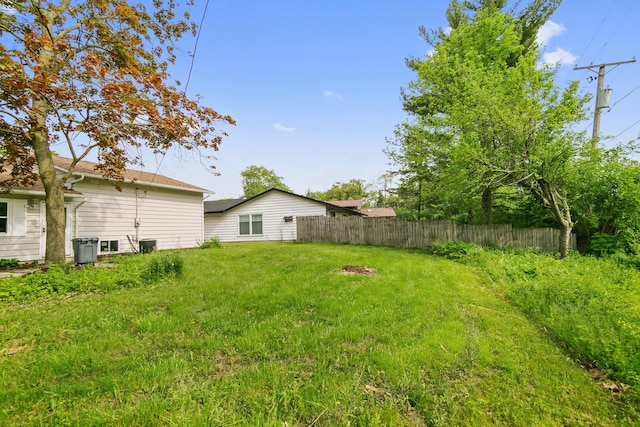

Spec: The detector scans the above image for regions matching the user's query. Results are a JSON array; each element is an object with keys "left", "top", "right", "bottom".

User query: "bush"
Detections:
[
  {"left": 427, "top": 241, "right": 480, "bottom": 259},
  {"left": 141, "top": 252, "right": 184, "bottom": 283},
  {"left": 462, "top": 250, "right": 640, "bottom": 387},
  {"left": 588, "top": 232, "right": 618, "bottom": 256},
  {"left": 200, "top": 237, "right": 222, "bottom": 249},
  {"left": 0, "top": 252, "right": 184, "bottom": 304},
  {"left": 0, "top": 258, "right": 20, "bottom": 269}
]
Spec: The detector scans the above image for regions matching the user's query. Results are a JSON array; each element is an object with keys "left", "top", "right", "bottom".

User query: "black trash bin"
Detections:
[
  {"left": 72, "top": 237, "right": 99, "bottom": 265},
  {"left": 139, "top": 239, "right": 157, "bottom": 254}
]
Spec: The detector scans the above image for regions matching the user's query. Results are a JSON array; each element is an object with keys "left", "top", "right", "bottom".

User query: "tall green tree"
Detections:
[
  {"left": 240, "top": 165, "right": 291, "bottom": 198},
  {"left": 307, "top": 179, "right": 370, "bottom": 204},
  {"left": 396, "top": 0, "right": 562, "bottom": 223},
  {"left": 392, "top": 9, "right": 589, "bottom": 257},
  {"left": 0, "top": 0, "right": 234, "bottom": 262},
  {"left": 569, "top": 145, "right": 640, "bottom": 254}
]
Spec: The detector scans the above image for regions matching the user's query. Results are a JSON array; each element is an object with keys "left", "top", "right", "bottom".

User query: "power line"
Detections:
[
  {"left": 573, "top": 59, "right": 637, "bottom": 141},
  {"left": 184, "top": 0, "right": 211, "bottom": 95},
  {"left": 614, "top": 118, "right": 640, "bottom": 139},
  {"left": 610, "top": 83, "right": 640, "bottom": 108},
  {"left": 577, "top": 0, "right": 617, "bottom": 65}
]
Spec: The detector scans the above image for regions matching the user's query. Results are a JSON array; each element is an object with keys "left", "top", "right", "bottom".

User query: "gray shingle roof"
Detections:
[{"left": 203, "top": 198, "right": 245, "bottom": 213}]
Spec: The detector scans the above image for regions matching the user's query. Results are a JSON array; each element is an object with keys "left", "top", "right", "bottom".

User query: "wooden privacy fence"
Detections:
[{"left": 296, "top": 216, "right": 576, "bottom": 253}]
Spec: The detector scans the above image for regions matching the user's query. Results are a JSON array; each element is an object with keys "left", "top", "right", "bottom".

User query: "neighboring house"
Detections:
[
  {"left": 1, "top": 156, "right": 209, "bottom": 262},
  {"left": 204, "top": 188, "right": 360, "bottom": 242},
  {"left": 361, "top": 207, "right": 396, "bottom": 218},
  {"left": 328, "top": 199, "right": 363, "bottom": 211},
  {"left": 327, "top": 199, "right": 396, "bottom": 217}
]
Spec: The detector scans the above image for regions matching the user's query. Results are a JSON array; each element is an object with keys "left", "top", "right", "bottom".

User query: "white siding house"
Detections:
[
  {"left": 1, "top": 156, "right": 208, "bottom": 262},
  {"left": 204, "top": 188, "right": 360, "bottom": 242}
]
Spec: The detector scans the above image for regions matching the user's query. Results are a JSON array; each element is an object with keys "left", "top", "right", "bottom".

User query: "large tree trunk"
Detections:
[
  {"left": 31, "top": 119, "right": 67, "bottom": 264},
  {"left": 527, "top": 179, "right": 573, "bottom": 259},
  {"left": 558, "top": 220, "right": 573, "bottom": 259},
  {"left": 28, "top": 22, "right": 67, "bottom": 263}
]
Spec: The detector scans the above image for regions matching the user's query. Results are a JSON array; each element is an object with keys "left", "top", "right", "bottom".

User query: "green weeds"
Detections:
[
  {"left": 199, "top": 237, "right": 222, "bottom": 249},
  {"left": 444, "top": 244, "right": 640, "bottom": 389},
  {"left": 0, "top": 243, "right": 637, "bottom": 425},
  {"left": 0, "top": 258, "right": 20, "bottom": 269},
  {"left": 0, "top": 251, "right": 184, "bottom": 304}
]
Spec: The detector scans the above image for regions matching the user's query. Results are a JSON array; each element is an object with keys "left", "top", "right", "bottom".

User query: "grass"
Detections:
[{"left": 0, "top": 242, "right": 638, "bottom": 425}]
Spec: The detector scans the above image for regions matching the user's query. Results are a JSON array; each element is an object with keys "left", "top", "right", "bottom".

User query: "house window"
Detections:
[
  {"left": 0, "top": 202, "right": 7, "bottom": 233},
  {"left": 100, "top": 240, "right": 119, "bottom": 253},
  {"left": 0, "top": 199, "right": 26, "bottom": 236},
  {"left": 239, "top": 214, "right": 263, "bottom": 235}
]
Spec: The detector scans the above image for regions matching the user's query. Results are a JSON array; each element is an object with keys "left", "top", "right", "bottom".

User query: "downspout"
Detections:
[
  {"left": 74, "top": 197, "right": 87, "bottom": 239},
  {"left": 135, "top": 188, "right": 140, "bottom": 243},
  {"left": 70, "top": 175, "right": 87, "bottom": 243}
]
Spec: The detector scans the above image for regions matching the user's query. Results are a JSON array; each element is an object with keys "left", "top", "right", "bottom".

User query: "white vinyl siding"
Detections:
[
  {"left": 204, "top": 191, "right": 328, "bottom": 242},
  {"left": 71, "top": 179, "right": 204, "bottom": 252},
  {"left": 0, "top": 199, "right": 40, "bottom": 261}
]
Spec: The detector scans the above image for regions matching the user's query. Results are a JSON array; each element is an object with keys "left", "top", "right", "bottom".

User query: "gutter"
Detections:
[{"left": 66, "top": 174, "right": 85, "bottom": 189}]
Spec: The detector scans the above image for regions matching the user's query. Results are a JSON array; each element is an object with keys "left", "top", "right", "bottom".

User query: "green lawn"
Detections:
[{"left": 0, "top": 242, "right": 637, "bottom": 425}]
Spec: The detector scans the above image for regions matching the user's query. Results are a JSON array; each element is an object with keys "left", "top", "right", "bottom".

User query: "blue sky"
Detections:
[{"left": 69, "top": 1, "right": 640, "bottom": 198}]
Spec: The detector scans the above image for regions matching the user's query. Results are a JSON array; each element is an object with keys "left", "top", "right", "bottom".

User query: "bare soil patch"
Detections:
[{"left": 341, "top": 265, "right": 376, "bottom": 275}]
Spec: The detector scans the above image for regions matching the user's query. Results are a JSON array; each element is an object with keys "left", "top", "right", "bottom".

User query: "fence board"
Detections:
[{"left": 296, "top": 216, "right": 576, "bottom": 253}]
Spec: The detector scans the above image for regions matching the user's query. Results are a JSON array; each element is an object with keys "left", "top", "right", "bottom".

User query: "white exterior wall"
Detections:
[
  {"left": 0, "top": 198, "right": 41, "bottom": 262},
  {"left": 204, "top": 191, "right": 326, "bottom": 242},
  {"left": 72, "top": 178, "right": 204, "bottom": 254}
]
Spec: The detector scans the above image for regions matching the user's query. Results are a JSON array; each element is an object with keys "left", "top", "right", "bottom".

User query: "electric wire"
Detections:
[
  {"left": 614, "top": 118, "right": 640, "bottom": 139},
  {"left": 575, "top": 0, "right": 617, "bottom": 65},
  {"left": 184, "top": 0, "right": 211, "bottom": 96},
  {"left": 144, "top": 0, "right": 211, "bottom": 188}
]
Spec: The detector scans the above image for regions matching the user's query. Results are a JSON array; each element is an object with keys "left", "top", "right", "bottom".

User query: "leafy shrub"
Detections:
[
  {"left": 0, "top": 258, "right": 20, "bottom": 268},
  {"left": 463, "top": 250, "right": 640, "bottom": 387},
  {"left": 200, "top": 237, "right": 222, "bottom": 249},
  {"left": 140, "top": 252, "right": 184, "bottom": 283},
  {"left": 427, "top": 241, "right": 479, "bottom": 259},
  {"left": 0, "top": 252, "right": 184, "bottom": 304},
  {"left": 588, "top": 232, "right": 618, "bottom": 256}
]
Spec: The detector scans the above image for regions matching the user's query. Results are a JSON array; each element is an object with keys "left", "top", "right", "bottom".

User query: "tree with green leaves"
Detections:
[
  {"left": 240, "top": 165, "right": 291, "bottom": 198},
  {"left": 0, "top": 0, "right": 234, "bottom": 263},
  {"left": 390, "top": 8, "right": 589, "bottom": 257},
  {"left": 395, "top": 0, "right": 562, "bottom": 224},
  {"left": 569, "top": 145, "right": 640, "bottom": 254},
  {"left": 307, "top": 179, "right": 370, "bottom": 204}
]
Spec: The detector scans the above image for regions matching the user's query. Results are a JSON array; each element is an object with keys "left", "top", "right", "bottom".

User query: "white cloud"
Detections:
[
  {"left": 536, "top": 20, "right": 566, "bottom": 46},
  {"left": 323, "top": 89, "right": 343, "bottom": 100},
  {"left": 273, "top": 122, "right": 295, "bottom": 132},
  {"left": 542, "top": 48, "right": 579, "bottom": 66}
]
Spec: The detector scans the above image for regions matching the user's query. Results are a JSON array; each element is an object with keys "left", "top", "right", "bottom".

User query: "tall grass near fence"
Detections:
[{"left": 446, "top": 245, "right": 640, "bottom": 390}]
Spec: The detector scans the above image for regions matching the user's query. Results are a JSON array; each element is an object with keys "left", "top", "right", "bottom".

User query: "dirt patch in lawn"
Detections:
[{"left": 341, "top": 265, "right": 376, "bottom": 275}]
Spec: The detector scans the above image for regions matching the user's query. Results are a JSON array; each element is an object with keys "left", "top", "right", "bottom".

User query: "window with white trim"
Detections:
[
  {"left": 100, "top": 240, "right": 119, "bottom": 253},
  {"left": 0, "top": 201, "right": 7, "bottom": 233},
  {"left": 0, "top": 199, "right": 27, "bottom": 236},
  {"left": 239, "top": 214, "right": 263, "bottom": 235}
]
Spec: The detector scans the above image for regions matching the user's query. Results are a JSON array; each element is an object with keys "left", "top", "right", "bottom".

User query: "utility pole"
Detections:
[{"left": 574, "top": 59, "right": 636, "bottom": 141}]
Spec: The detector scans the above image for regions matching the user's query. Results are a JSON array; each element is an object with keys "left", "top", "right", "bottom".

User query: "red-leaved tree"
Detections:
[{"left": 0, "top": 0, "right": 234, "bottom": 262}]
